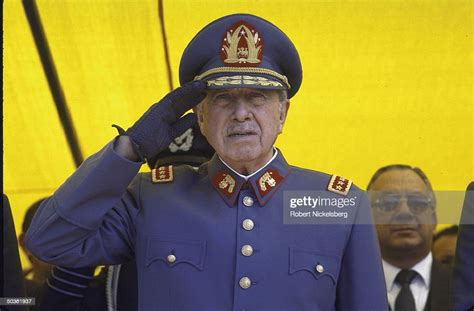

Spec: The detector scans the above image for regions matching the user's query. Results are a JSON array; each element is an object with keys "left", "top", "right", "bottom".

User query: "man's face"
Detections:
[
  {"left": 432, "top": 234, "right": 457, "bottom": 266},
  {"left": 369, "top": 169, "right": 437, "bottom": 258},
  {"left": 196, "top": 88, "right": 288, "bottom": 170}
]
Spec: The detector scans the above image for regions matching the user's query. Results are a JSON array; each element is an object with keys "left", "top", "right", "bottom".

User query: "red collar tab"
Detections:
[
  {"left": 255, "top": 168, "right": 284, "bottom": 198},
  {"left": 212, "top": 171, "right": 237, "bottom": 198}
]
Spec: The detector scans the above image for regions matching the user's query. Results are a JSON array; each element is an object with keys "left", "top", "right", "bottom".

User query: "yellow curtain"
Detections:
[{"left": 4, "top": 0, "right": 472, "bottom": 270}]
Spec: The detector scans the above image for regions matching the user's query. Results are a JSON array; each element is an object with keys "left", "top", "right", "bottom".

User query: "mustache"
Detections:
[{"left": 225, "top": 125, "right": 260, "bottom": 136}]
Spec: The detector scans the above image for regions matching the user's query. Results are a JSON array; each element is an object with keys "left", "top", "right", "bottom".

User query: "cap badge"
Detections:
[
  {"left": 257, "top": 169, "right": 283, "bottom": 196},
  {"left": 152, "top": 165, "right": 174, "bottom": 183},
  {"left": 221, "top": 21, "right": 263, "bottom": 67},
  {"left": 327, "top": 175, "right": 352, "bottom": 196},
  {"left": 169, "top": 128, "right": 193, "bottom": 153}
]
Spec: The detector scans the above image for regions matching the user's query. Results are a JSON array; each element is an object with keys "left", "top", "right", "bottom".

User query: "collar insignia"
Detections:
[
  {"left": 152, "top": 165, "right": 174, "bottom": 183},
  {"left": 257, "top": 169, "right": 283, "bottom": 196},
  {"left": 327, "top": 175, "right": 352, "bottom": 196},
  {"left": 221, "top": 21, "right": 263, "bottom": 67},
  {"left": 212, "top": 171, "right": 236, "bottom": 197}
]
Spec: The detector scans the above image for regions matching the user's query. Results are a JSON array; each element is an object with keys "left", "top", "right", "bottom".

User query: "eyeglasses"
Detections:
[{"left": 370, "top": 192, "right": 434, "bottom": 214}]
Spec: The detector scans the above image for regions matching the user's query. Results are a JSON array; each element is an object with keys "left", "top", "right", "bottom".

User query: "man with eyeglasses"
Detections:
[{"left": 367, "top": 165, "right": 453, "bottom": 311}]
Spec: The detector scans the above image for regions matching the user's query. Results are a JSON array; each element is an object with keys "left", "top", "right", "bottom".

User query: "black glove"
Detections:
[{"left": 114, "top": 81, "right": 206, "bottom": 160}]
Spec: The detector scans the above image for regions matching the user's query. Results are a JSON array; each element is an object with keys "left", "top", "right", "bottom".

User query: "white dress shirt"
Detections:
[{"left": 382, "top": 252, "right": 433, "bottom": 311}]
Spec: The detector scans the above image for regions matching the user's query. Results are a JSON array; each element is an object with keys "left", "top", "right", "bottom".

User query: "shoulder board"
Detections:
[
  {"left": 151, "top": 165, "right": 174, "bottom": 183},
  {"left": 327, "top": 174, "right": 352, "bottom": 196}
]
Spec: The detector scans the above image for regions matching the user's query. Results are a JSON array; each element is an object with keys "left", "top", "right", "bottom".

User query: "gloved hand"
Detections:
[{"left": 114, "top": 81, "right": 207, "bottom": 160}]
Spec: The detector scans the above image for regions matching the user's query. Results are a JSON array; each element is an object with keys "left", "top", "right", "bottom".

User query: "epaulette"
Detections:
[
  {"left": 152, "top": 165, "right": 174, "bottom": 183},
  {"left": 327, "top": 174, "right": 352, "bottom": 196}
]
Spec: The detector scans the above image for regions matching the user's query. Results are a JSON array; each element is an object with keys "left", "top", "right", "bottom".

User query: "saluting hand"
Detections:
[{"left": 114, "top": 81, "right": 206, "bottom": 161}]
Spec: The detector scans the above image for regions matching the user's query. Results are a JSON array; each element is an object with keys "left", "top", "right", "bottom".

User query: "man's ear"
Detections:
[
  {"left": 193, "top": 104, "right": 204, "bottom": 124},
  {"left": 278, "top": 100, "right": 290, "bottom": 133},
  {"left": 432, "top": 209, "right": 438, "bottom": 228},
  {"left": 193, "top": 104, "right": 206, "bottom": 137}
]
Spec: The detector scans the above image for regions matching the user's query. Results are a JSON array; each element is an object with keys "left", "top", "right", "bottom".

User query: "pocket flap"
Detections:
[
  {"left": 289, "top": 247, "right": 340, "bottom": 284},
  {"left": 146, "top": 237, "right": 206, "bottom": 270}
]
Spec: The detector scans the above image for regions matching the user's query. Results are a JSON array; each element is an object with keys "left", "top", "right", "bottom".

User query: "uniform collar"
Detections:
[
  {"left": 218, "top": 148, "right": 279, "bottom": 181},
  {"left": 208, "top": 148, "right": 290, "bottom": 207}
]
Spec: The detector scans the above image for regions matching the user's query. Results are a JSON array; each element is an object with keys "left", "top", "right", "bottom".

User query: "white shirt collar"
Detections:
[
  {"left": 382, "top": 252, "right": 432, "bottom": 291},
  {"left": 218, "top": 148, "right": 278, "bottom": 181}
]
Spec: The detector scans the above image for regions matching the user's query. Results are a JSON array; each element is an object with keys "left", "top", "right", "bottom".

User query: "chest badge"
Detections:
[
  {"left": 152, "top": 165, "right": 174, "bottom": 183},
  {"left": 327, "top": 175, "right": 352, "bottom": 196}
]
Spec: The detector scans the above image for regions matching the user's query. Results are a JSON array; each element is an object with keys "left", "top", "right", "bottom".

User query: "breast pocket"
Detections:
[
  {"left": 289, "top": 247, "right": 340, "bottom": 286},
  {"left": 146, "top": 237, "right": 206, "bottom": 271}
]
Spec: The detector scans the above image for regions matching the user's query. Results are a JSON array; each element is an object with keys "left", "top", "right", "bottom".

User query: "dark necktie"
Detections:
[{"left": 394, "top": 269, "right": 418, "bottom": 311}]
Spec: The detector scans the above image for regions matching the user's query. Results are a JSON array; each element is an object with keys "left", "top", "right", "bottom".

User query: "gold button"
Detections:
[
  {"left": 239, "top": 277, "right": 251, "bottom": 289},
  {"left": 243, "top": 196, "right": 254, "bottom": 207},
  {"left": 241, "top": 245, "right": 254, "bottom": 257},
  {"left": 167, "top": 254, "right": 176, "bottom": 263},
  {"left": 242, "top": 219, "right": 255, "bottom": 231},
  {"left": 315, "top": 264, "right": 324, "bottom": 273}
]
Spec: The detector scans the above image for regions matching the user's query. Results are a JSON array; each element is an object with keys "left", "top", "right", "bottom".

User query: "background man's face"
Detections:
[
  {"left": 369, "top": 169, "right": 436, "bottom": 258},
  {"left": 197, "top": 88, "right": 288, "bottom": 167},
  {"left": 432, "top": 234, "right": 457, "bottom": 265}
]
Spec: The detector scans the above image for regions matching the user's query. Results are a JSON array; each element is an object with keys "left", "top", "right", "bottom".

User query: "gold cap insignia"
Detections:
[
  {"left": 212, "top": 172, "right": 236, "bottom": 197},
  {"left": 152, "top": 165, "right": 174, "bottom": 183},
  {"left": 221, "top": 21, "right": 263, "bottom": 67},
  {"left": 327, "top": 175, "right": 352, "bottom": 196}
]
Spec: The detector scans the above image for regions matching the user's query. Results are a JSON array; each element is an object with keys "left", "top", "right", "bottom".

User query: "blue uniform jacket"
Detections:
[{"left": 26, "top": 141, "right": 388, "bottom": 310}]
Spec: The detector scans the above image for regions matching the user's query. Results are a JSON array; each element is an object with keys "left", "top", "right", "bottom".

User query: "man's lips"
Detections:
[
  {"left": 227, "top": 131, "right": 258, "bottom": 137},
  {"left": 391, "top": 225, "right": 418, "bottom": 234}
]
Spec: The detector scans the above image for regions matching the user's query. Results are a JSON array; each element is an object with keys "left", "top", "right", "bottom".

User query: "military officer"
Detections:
[{"left": 26, "top": 13, "right": 388, "bottom": 310}]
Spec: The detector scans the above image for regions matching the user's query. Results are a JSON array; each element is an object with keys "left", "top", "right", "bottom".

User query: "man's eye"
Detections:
[
  {"left": 248, "top": 92, "right": 265, "bottom": 98},
  {"left": 214, "top": 94, "right": 231, "bottom": 100}
]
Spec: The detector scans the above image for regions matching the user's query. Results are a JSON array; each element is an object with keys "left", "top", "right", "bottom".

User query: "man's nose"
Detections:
[
  {"left": 231, "top": 99, "right": 252, "bottom": 121},
  {"left": 397, "top": 198, "right": 412, "bottom": 214},
  {"left": 391, "top": 199, "right": 417, "bottom": 224}
]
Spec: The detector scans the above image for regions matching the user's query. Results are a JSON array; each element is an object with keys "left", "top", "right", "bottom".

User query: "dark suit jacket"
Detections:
[
  {"left": 425, "top": 260, "right": 454, "bottom": 311},
  {"left": 388, "top": 260, "right": 454, "bottom": 311}
]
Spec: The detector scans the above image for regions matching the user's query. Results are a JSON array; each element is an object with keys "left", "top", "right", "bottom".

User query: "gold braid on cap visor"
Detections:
[{"left": 194, "top": 67, "right": 290, "bottom": 89}]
